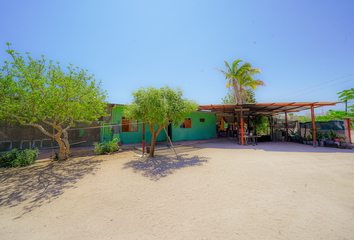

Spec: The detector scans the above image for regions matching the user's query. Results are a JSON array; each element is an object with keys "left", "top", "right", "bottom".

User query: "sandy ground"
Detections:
[{"left": 1, "top": 141, "right": 354, "bottom": 240}]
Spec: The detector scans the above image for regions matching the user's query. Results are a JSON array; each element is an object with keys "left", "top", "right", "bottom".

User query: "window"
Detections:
[
  {"left": 200, "top": 118, "right": 205, "bottom": 122},
  {"left": 180, "top": 118, "right": 191, "bottom": 128},
  {"left": 121, "top": 117, "right": 139, "bottom": 132}
]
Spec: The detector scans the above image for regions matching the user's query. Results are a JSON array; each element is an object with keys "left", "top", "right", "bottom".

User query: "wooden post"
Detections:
[
  {"left": 142, "top": 122, "right": 145, "bottom": 154},
  {"left": 241, "top": 107, "right": 244, "bottom": 145},
  {"left": 285, "top": 112, "right": 288, "bottom": 141},
  {"left": 164, "top": 128, "right": 178, "bottom": 158},
  {"left": 347, "top": 119, "right": 352, "bottom": 143},
  {"left": 311, "top": 105, "right": 316, "bottom": 147},
  {"left": 343, "top": 117, "right": 352, "bottom": 143},
  {"left": 271, "top": 115, "right": 274, "bottom": 141}
]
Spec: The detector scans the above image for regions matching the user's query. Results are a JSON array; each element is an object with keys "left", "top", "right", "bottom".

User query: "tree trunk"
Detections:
[
  {"left": 149, "top": 132, "right": 156, "bottom": 157},
  {"left": 16, "top": 117, "right": 72, "bottom": 161},
  {"left": 232, "top": 80, "right": 242, "bottom": 105},
  {"left": 54, "top": 137, "right": 69, "bottom": 160}
]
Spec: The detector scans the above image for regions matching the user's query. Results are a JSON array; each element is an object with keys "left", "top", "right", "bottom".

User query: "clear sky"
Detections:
[{"left": 1, "top": 0, "right": 353, "bottom": 115}]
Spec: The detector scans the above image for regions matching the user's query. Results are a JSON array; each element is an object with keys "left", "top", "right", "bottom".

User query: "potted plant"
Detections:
[
  {"left": 295, "top": 130, "right": 302, "bottom": 143},
  {"left": 289, "top": 130, "right": 295, "bottom": 142},
  {"left": 326, "top": 132, "right": 334, "bottom": 145},
  {"left": 330, "top": 130, "right": 340, "bottom": 143},
  {"left": 339, "top": 136, "right": 347, "bottom": 148},
  {"left": 316, "top": 130, "right": 325, "bottom": 147},
  {"left": 306, "top": 135, "right": 311, "bottom": 145},
  {"left": 302, "top": 137, "right": 307, "bottom": 145}
]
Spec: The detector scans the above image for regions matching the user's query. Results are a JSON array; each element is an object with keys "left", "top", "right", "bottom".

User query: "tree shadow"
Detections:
[
  {"left": 0, "top": 156, "right": 103, "bottom": 218},
  {"left": 123, "top": 154, "right": 209, "bottom": 181}
]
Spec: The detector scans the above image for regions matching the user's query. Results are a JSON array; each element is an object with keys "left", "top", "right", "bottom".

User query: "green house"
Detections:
[{"left": 100, "top": 105, "right": 216, "bottom": 144}]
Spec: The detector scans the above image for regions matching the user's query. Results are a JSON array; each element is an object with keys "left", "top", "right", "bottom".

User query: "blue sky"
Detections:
[{"left": 1, "top": 0, "right": 353, "bottom": 115}]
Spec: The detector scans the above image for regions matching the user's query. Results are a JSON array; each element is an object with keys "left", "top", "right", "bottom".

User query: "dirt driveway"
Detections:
[{"left": 1, "top": 141, "right": 354, "bottom": 239}]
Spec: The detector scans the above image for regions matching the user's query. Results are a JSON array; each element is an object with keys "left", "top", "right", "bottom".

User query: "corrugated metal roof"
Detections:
[{"left": 198, "top": 101, "right": 341, "bottom": 116}]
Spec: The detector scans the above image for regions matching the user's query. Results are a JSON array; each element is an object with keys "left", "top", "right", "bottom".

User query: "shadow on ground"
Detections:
[
  {"left": 123, "top": 154, "right": 209, "bottom": 181},
  {"left": 0, "top": 156, "right": 102, "bottom": 217}
]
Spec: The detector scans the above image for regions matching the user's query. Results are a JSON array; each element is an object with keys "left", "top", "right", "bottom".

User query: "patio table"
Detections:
[{"left": 238, "top": 135, "right": 260, "bottom": 146}]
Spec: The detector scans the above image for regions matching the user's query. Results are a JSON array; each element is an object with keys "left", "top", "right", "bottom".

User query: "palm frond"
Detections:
[
  {"left": 254, "top": 79, "right": 266, "bottom": 86},
  {"left": 248, "top": 68, "right": 261, "bottom": 76},
  {"left": 223, "top": 61, "right": 232, "bottom": 72},
  {"left": 214, "top": 68, "right": 227, "bottom": 75},
  {"left": 231, "top": 59, "right": 243, "bottom": 73},
  {"left": 235, "top": 62, "right": 251, "bottom": 77}
]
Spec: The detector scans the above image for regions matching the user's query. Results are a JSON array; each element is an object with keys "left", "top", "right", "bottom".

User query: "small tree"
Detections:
[
  {"left": 338, "top": 88, "right": 354, "bottom": 113},
  {"left": 124, "top": 86, "right": 198, "bottom": 157},
  {"left": 0, "top": 43, "right": 108, "bottom": 160}
]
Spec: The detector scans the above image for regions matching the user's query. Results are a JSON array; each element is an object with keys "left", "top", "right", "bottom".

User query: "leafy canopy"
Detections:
[
  {"left": 338, "top": 88, "right": 354, "bottom": 112},
  {"left": 0, "top": 43, "right": 108, "bottom": 126},
  {"left": 0, "top": 43, "right": 108, "bottom": 160},
  {"left": 215, "top": 59, "right": 265, "bottom": 104},
  {"left": 124, "top": 86, "right": 198, "bottom": 128}
]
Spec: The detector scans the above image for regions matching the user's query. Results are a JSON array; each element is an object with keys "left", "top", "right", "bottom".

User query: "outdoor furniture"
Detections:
[{"left": 238, "top": 134, "right": 260, "bottom": 146}]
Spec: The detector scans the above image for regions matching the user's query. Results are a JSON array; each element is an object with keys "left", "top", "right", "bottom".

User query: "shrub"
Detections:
[
  {"left": 0, "top": 148, "right": 39, "bottom": 168},
  {"left": 94, "top": 138, "right": 120, "bottom": 155}
]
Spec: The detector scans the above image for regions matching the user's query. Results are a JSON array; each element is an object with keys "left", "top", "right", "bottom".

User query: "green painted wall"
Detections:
[
  {"left": 101, "top": 106, "right": 167, "bottom": 144},
  {"left": 100, "top": 107, "right": 216, "bottom": 143},
  {"left": 171, "top": 113, "right": 216, "bottom": 142}
]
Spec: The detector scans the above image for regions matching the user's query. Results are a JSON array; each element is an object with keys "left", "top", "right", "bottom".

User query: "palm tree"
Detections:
[{"left": 215, "top": 59, "right": 265, "bottom": 104}]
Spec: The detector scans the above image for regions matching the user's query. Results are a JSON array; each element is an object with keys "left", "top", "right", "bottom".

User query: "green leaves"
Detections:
[
  {"left": 124, "top": 86, "right": 198, "bottom": 130},
  {"left": 0, "top": 43, "right": 108, "bottom": 133},
  {"left": 338, "top": 88, "right": 354, "bottom": 112},
  {"left": 216, "top": 59, "right": 264, "bottom": 104}
]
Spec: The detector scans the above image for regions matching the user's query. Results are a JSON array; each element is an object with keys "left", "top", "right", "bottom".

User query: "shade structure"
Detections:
[{"left": 197, "top": 101, "right": 341, "bottom": 116}]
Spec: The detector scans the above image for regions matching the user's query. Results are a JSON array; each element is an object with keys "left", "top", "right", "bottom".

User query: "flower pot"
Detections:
[
  {"left": 303, "top": 141, "right": 307, "bottom": 144},
  {"left": 319, "top": 141, "right": 325, "bottom": 147},
  {"left": 307, "top": 141, "right": 310, "bottom": 145},
  {"left": 310, "top": 141, "right": 313, "bottom": 145},
  {"left": 119, "top": 142, "right": 123, "bottom": 147},
  {"left": 334, "top": 138, "right": 340, "bottom": 143}
]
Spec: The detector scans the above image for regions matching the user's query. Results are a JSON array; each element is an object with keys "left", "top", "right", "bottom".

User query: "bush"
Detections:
[
  {"left": 0, "top": 148, "right": 39, "bottom": 168},
  {"left": 94, "top": 138, "right": 120, "bottom": 155}
]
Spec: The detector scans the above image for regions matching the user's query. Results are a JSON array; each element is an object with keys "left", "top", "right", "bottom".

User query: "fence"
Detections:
[
  {"left": 0, "top": 121, "right": 101, "bottom": 152},
  {"left": 299, "top": 120, "right": 345, "bottom": 138},
  {"left": 272, "top": 118, "right": 300, "bottom": 141}
]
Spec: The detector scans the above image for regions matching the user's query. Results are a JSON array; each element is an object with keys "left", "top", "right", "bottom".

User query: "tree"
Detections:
[
  {"left": 215, "top": 59, "right": 265, "bottom": 104},
  {"left": 0, "top": 43, "right": 108, "bottom": 160},
  {"left": 221, "top": 87, "right": 256, "bottom": 104},
  {"left": 249, "top": 116, "right": 268, "bottom": 135},
  {"left": 123, "top": 86, "right": 198, "bottom": 157},
  {"left": 338, "top": 88, "right": 354, "bottom": 112}
]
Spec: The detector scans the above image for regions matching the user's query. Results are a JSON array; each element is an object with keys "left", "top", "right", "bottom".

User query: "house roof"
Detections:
[{"left": 198, "top": 101, "right": 341, "bottom": 116}]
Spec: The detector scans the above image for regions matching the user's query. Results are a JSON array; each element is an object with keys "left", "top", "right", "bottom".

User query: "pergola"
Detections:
[{"left": 198, "top": 101, "right": 341, "bottom": 146}]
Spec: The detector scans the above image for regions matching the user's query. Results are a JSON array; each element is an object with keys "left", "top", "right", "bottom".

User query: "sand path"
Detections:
[{"left": 1, "top": 142, "right": 354, "bottom": 239}]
